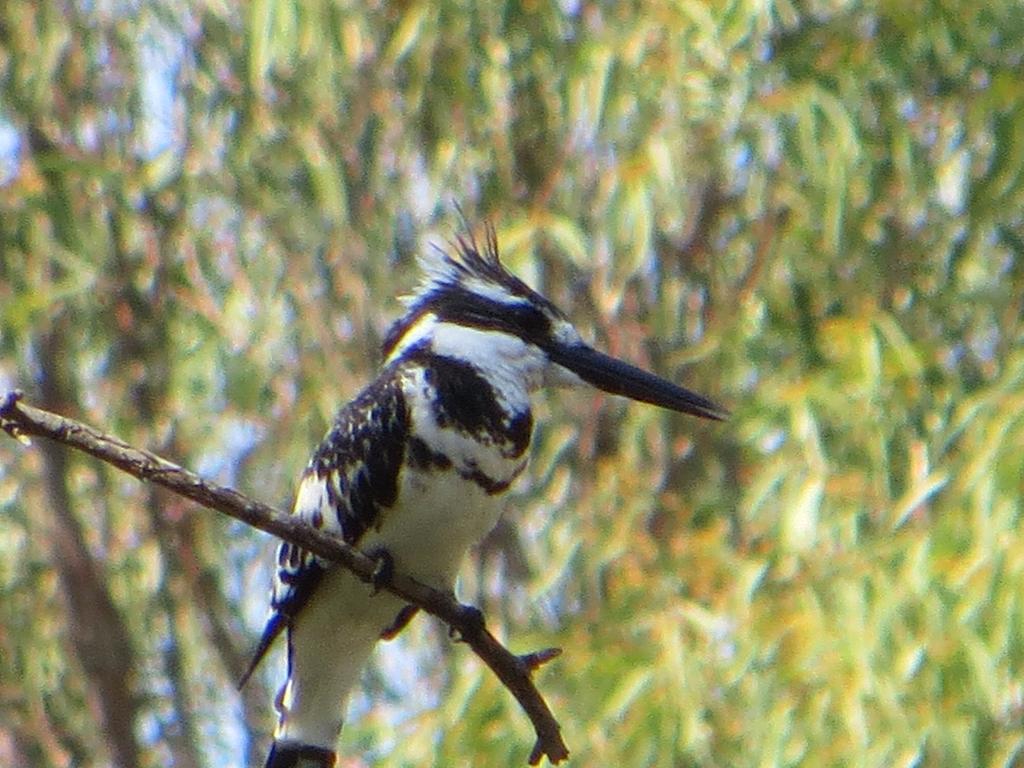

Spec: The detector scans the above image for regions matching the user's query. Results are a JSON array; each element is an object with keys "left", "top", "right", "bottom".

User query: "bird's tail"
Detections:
[
  {"left": 265, "top": 740, "right": 336, "bottom": 768},
  {"left": 266, "top": 568, "right": 410, "bottom": 768}
]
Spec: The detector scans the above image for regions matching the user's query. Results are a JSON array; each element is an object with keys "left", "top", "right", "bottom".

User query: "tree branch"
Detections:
[{"left": 0, "top": 390, "right": 568, "bottom": 766}]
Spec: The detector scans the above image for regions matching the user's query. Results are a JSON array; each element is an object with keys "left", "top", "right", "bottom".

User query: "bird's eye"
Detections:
[{"left": 510, "top": 305, "right": 550, "bottom": 341}]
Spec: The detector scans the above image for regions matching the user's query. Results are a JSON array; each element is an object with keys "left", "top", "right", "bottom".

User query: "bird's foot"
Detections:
[
  {"left": 380, "top": 604, "right": 420, "bottom": 640},
  {"left": 365, "top": 547, "right": 395, "bottom": 595},
  {"left": 449, "top": 602, "right": 486, "bottom": 643}
]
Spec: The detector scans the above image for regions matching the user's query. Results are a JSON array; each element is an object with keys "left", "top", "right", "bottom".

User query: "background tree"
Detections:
[{"left": 2, "top": 1, "right": 1023, "bottom": 766}]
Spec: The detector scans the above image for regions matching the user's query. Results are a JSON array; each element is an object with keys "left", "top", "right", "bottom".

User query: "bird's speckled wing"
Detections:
[{"left": 238, "top": 372, "right": 410, "bottom": 687}]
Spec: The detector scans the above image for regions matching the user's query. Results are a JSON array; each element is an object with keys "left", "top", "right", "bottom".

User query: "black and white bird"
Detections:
[{"left": 241, "top": 223, "right": 725, "bottom": 767}]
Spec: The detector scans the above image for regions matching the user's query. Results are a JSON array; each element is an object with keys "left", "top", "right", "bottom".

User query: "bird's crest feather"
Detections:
[
  {"left": 382, "top": 218, "right": 561, "bottom": 360},
  {"left": 407, "top": 221, "right": 524, "bottom": 307}
]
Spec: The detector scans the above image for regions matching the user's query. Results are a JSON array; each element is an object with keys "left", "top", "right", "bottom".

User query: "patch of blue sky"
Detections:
[
  {"left": 138, "top": 10, "right": 187, "bottom": 160},
  {"left": 0, "top": 120, "right": 21, "bottom": 186}
]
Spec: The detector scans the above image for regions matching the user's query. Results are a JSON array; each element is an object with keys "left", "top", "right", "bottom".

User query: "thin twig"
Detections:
[{"left": 0, "top": 390, "right": 569, "bottom": 765}]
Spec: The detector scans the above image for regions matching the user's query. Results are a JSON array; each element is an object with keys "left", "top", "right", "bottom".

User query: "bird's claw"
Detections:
[
  {"left": 449, "top": 603, "right": 486, "bottom": 642},
  {"left": 367, "top": 547, "right": 395, "bottom": 595}
]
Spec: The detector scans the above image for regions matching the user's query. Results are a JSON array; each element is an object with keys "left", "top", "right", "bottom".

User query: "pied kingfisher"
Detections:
[{"left": 241, "top": 223, "right": 725, "bottom": 767}]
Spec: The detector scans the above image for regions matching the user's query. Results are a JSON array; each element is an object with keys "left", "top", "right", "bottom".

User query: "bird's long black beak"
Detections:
[{"left": 546, "top": 342, "right": 728, "bottom": 421}]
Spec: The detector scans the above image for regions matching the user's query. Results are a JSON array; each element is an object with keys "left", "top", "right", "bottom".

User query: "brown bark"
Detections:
[{"left": 35, "top": 330, "right": 141, "bottom": 768}]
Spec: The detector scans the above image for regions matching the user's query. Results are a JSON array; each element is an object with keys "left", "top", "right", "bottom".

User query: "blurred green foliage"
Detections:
[{"left": 1, "top": 1, "right": 1023, "bottom": 766}]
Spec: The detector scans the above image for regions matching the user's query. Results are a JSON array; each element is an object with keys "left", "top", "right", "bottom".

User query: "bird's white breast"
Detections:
[
  {"left": 362, "top": 466, "right": 504, "bottom": 589},
  {"left": 359, "top": 366, "right": 527, "bottom": 588}
]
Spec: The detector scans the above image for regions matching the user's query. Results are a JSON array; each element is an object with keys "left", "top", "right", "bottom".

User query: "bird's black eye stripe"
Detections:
[
  {"left": 381, "top": 283, "right": 560, "bottom": 360},
  {"left": 438, "top": 288, "right": 552, "bottom": 343},
  {"left": 505, "top": 303, "right": 551, "bottom": 342}
]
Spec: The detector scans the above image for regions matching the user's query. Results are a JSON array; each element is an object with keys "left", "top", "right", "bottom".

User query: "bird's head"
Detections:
[{"left": 381, "top": 223, "right": 726, "bottom": 421}]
